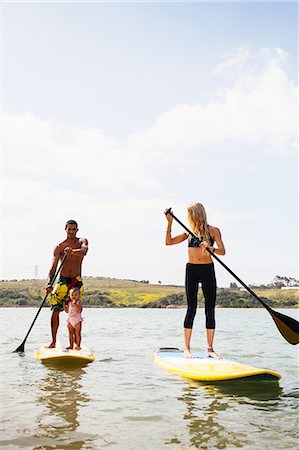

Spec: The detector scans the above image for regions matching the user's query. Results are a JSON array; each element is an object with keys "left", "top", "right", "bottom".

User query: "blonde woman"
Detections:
[{"left": 165, "top": 203, "right": 225, "bottom": 359}]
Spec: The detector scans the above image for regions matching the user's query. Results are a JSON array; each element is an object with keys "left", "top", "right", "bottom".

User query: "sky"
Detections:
[{"left": 1, "top": 1, "right": 298, "bottom": 287}]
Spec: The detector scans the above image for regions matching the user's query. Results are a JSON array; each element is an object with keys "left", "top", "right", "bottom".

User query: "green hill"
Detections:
[{"left": 0, "top": 277, "right": 298, "bottom": 308}]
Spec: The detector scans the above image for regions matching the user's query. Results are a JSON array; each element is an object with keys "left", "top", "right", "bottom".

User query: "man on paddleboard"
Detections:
[{"left": 45, "top": 220, "right": 88, "bottom": 348}]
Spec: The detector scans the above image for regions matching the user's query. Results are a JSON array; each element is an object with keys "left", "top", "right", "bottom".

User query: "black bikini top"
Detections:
[{"left": 188, "top": 232, "right": 214, "bottom": 248}]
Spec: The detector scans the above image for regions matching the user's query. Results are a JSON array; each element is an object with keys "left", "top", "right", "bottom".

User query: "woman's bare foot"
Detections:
[
  {"left": 207, "top": 348, "right": 222, "bottom": 359},
  {"left": 184, "top": 349, "right": 193, "bottom": 358},
  {"left": 47, "top": 342, "right": 56, "bottom": 349}
]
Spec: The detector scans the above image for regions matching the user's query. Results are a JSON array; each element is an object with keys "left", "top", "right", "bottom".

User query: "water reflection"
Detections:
[
  {"left": 202, "top": 378, "right": 283, "bottom": 403},
  {"left": 175, "top": 379, "right": 282, "bottom": 449},
  {"left": 34, "top": 365, "right": 92, "bottom": 449}
]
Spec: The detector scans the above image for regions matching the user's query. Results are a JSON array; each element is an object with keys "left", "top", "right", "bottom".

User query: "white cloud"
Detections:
[
  {"left": 129, "top": 48, "right": 297, "bottom": 154},
  {"left": 3, "top": 114, "right": 152, "bottom": 190},
  {"left": 4, "top": 47, "right": 296, "bottom": 193},
  {"left": 213, "top": 47, "right": 289, "bottom": 78},
  {"left": 2, "top": 47, "right": 298, "bottom": 283}
]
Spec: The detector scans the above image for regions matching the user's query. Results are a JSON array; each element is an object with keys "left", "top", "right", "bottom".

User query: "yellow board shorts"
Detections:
[{"left": 49, "top": 276, "right": 84, "bottom": 312}]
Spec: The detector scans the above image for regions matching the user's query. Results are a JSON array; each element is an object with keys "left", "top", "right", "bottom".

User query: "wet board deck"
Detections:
[
  {"left": 153, "top": 348, "right": 281, "bottom": 381},
  {"left": 35, "top": 342, "right": 95, "bottom": 365}
]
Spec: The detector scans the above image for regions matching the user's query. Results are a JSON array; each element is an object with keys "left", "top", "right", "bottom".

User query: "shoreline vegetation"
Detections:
[{"left": 0, "top": 276, "right": 298, "bottom": 308}]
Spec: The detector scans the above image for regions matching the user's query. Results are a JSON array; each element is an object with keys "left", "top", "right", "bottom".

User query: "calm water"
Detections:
[{"left": 0, "top": 308, "right": 298, "bottom": 449}]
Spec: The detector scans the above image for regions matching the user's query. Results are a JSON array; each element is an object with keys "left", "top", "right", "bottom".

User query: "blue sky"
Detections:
[
  {"left": 4, "top": 2, "right": 298, "bottom": 135},
  {"left": 2, "top": 1, "right": 298, "bottom": 287}
]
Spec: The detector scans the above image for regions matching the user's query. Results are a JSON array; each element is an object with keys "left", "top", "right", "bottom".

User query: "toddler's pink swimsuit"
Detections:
[{"left": 67, "top": 302, "right": 83, "bottom": 328}]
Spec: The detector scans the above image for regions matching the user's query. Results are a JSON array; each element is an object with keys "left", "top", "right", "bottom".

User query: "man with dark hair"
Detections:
[
  {"left": 46, "top": 220, "right": 88, "bottom": 348},
  {"left": 65, "top": 219, "right": 78, "bottom": 228}
]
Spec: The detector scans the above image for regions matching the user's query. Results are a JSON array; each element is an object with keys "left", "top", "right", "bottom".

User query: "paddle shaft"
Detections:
[
  {"left": 13, "top": 254, "right": 67, "bottom": 352},
  {"left": 166, "top": 209, "right": 269, "bottom": 310}
]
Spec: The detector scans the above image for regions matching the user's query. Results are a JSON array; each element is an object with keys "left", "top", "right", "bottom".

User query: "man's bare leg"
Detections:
[
  {"left": 48, "top": 311, "right": 60, "bottom": 348},
  {"left": 184, "top": 327, "right": 193, "bottom": 358}
]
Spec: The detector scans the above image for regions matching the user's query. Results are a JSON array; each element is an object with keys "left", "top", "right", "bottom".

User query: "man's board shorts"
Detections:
[{"left": 49, "top": 276, "right": 84, "bottom": 312}]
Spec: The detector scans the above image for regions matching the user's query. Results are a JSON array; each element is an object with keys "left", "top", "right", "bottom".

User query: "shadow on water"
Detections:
[
  {"left": 171, "top": 378, "right": 283, "bottom": 449},
  {"left": 32, "top": 365, "right": 95, "bottom": 450},
  {"left": 197, "top": 378, "right": 283, "bottom": 402}
]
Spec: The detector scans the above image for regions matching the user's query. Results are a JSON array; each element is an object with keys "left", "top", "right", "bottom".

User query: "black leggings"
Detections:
[{"left": 184, "top": 263, "right": 217, "bottom": 329}]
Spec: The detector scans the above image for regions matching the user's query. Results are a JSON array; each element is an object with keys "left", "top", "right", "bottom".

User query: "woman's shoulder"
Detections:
[{"left": 208, "top": 225, "right": 221, "bottom": 236}]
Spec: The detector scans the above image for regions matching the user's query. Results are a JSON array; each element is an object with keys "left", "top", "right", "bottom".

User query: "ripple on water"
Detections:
[{"left": 1, "top": 308, "right": 298, "bottom": 450}]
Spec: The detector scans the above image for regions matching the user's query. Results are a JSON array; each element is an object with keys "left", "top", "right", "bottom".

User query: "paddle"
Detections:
[
  {"left": 13, "top": 254, "right": 68, "bottom": 353},
  {"left": 165, "top": 208, "right": 299, "bottom": 345}
]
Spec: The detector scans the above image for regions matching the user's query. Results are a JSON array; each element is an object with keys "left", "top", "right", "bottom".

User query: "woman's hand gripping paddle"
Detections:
[{"left": 165, "top": 208, "right": 299, "bottom": 345}]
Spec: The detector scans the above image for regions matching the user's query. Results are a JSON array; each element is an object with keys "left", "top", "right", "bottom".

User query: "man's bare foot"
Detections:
[
  {"left": 184, "top": 349, "right": 193, "bottom": 358},
  {"left": 207, "top": 348, "right": 222, "bottom": 359},
  {"left": 66, "top": 346, "right": 72, "bottom": 350},
  {"left": 75, "top": 347, "right": 81, "bottom": 351},
  {"left": 47, "top": 342, "right": 56, "bottom": 349}
]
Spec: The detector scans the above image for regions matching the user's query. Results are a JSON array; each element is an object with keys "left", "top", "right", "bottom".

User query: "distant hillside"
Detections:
[{"left": 0, "top": 276, "right": 298, "bottom": 308}]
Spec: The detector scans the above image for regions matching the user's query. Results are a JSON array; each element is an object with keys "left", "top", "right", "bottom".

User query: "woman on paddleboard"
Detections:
[{"left": 165, "top": 203, "right": 225, "bottom": 359}]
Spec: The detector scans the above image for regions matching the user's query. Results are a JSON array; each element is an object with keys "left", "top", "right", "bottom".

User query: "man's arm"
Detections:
[
  {"left": 65, "top": 238, "right": 89, "bottom": 256},
  {"left": 46, "top": 246, "right": 62, "bottom": 293},
  {"left": 79, "top": 238, "right": 88, "bottom": 255}
]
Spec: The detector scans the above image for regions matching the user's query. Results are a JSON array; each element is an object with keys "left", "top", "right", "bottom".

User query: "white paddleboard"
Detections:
[
  {"left": 35, "top": 341, "right": 95, "bottom": 365},
  {"left": 153, "top": 348, "right": 281, "bottom": 381}
]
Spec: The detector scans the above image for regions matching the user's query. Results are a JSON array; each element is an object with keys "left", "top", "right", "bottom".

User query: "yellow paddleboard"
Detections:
[
  {"left": 35, "top": 342, "right": 95, "bottom": 365},
  {"left": 153, "top": 348, "right": 281, "bottom": 381}
]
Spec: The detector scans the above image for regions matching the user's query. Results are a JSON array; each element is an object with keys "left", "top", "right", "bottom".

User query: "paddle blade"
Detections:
[
  {"left": 13, "top": 342, "right": 25, "bottom": 353},
  {"left": 270, "top": 310, "right": 299, "bottom": 345}
]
